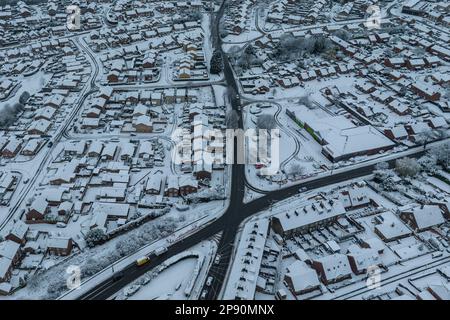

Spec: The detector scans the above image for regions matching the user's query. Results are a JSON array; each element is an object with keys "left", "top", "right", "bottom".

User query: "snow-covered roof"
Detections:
[
  {"left": 146, "top": 174, "right": 163, "bottom": 191},
  {"left": 406, "top": 205, "right": 445, "bottom": 230},
  {"left": 348, "top": 249, "right": 380, "bottom": 272},
  {"left": 322, "top": 125, "right": 395, "bottom": 160},
  {"left": 138, "top": 140, "right": 154, "bottom": 156},
  {"left": 88, "top": 141, "right": 104, "bottom": 156},
  {"left": 363, "top": 238, "right": 385, "bottom": 252},
  {"left": 0, "top": 240, "right": 21, "bottom": 260},
  {"left": 223, "top": 219, "right": 269, "bottom": 300},
  {"left": 375, "top": 211, "right": 411, "bottom": 241},
  {"left": 289, "top": 106, "right": 394, "bottom": 160},
  {"left": 29, "top": 196, "right": 48, "bottom": 214},
  {"left": 314, "top": 253, "right": 352, "bottom": 282},
  {"left": 91, "top": 202, "right": 130, "bottom": 218},
  {"left": 119, "top": 142, "right": 136, "bottom": 158},
  {"left": 64, "top": 140, "right": 86, "bottom": 155},
  {"left": 274, "top": 199, "right": 346, "bottom": 234},
  {"left": 348, "top": 187, "right": 371, "bottom": 207},
  {"left": 46, "top": 237, "right": 71, "bottom": 249},
  {"left": 285, "top": 261, "right": 320, "bottom": 293},
  {"left": 0, "top": 257, "right": 13, "bottom": 279},
  {"left": 294, "top": 248, "right": 311, "bottom": 262},
  {"left": 8, "top": 220, "right": 28, "bottom": 240}
]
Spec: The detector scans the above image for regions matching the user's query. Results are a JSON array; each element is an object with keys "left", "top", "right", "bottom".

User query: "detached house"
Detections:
[
  {"left": 400, "top": 205, "right": 445, "bottom": 231},
  {"left": 0, "top": 240, "right": 22, "bottom": 283},
  {"left": 6, "top": 220, "right": 29, "bottom": 245},
  {"left": 347, "top": 249, "right": 381, "bottom": 275},
  {"left": 165, "top": 176, "right": 179, "bottom": 197},
  {"left": 312, "top": 254, "right": 352, "bottom": 285},
  {"left": 46, "top": 237, "right": 73, "bottom": 256},
  {"left": 284, "top": 260, "right": 321, "bottom": 295},
  {"left": 411, "top": 82, "right": 441, "bottom": 101},
  {"left": 0, "top": 240, "right": 21, "bottom": 266},
  {"left": 26, "top": 196, "right": 49, "bottom": 223},
  {"left": 179, "top": 176, "right": 198, "bottom": 196},
  {"left": 133, "top": 115, "right": 153, "bottom": 133}
]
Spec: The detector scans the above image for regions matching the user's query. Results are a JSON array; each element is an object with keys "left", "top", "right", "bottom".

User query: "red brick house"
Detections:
[
  {"left": 47, "top": 237, "right": 73, "bottom": 256},
  {"left": 6, "top": 220, "right": 29, "bottom": 245}
]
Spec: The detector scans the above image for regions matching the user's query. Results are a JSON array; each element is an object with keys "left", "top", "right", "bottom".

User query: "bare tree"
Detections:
[
  {"left": 417, "top": 128, "right": 435, "bottom": 149},
  {"left": 286, "top": 162, "right": 305, "bottom": 177},
  {"left": 375, "top": 161, "right": 389, "bottom": 171},
  {"left": 395, "top": 157, "right": 421, "bottom": 177},
  {"left": 429, "top": 142, "right": 450, "bottom": 169},
  {"left": 297, "top": 94, "right": 314, "bottom": 109}
]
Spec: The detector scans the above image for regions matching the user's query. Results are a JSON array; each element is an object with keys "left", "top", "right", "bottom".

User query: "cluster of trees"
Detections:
[
  {"left": 210, "top": 50, "right": 223, "bottom": 74},
  {"left": 374, "top": 142, "right": 450, "bottom": 185},
  {"left": 85, "top": 228, "right": 107, "bottom": 248},
  {"left": 173, "top": 10, "right": 202, "bottom": 24},
  {"left": 395, "top": 157, "right": 421, "bottom": 177},
  {"left": 0, "top": 103, "right": 25, "bottom": 127},
  {"left": 272, "top": 34, "right": 334, "bottom": 61},
  {"left": 332, "top": 29, "right": 351, "bottom": 41},
  {"left": 0, "top": 91, "right": 30, "bottom": 128},
  {"left": 27, "top": 217, "right": 180, "bottom": 299},
  {"left": 235, "top": 45, "right": 262, "bottom": 71},
  {"left": 186, "top": 185, "right": 226, "bottom": 203},
  {"left": 297, "top": 94, "right": 315, "bottom": 109},
  {"left": 430, "top": 142, "right": 450, "bottom": 169},
  {"left": 286, "top": 162, "right": 305, "bottom": 177}
]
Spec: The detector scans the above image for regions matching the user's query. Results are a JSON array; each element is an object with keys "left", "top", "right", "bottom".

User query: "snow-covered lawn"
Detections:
[{"left": 128, "top": 257, "right": 198, "bottom": 300}]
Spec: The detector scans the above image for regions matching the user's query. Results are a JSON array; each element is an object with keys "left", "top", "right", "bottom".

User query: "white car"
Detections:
[{"left": 206, "top": 276, "right": 213, "bottom": 286}]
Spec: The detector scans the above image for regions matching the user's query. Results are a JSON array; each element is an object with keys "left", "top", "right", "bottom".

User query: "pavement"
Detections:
[{"left": 75, "top": 0, "right": 436, "bottom": 300}]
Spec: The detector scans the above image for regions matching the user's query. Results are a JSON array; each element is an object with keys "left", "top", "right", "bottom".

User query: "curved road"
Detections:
[{"left": 76, "top": 0, "right": 433, "bottom": 301}]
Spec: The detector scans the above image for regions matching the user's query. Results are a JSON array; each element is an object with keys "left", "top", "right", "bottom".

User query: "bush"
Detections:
[
  {"left": 19, "top": 91, "right": 30, "bottom": 104},
  {"left": 85, "top": 228, "right": 107, "bottom": 248},
  {"left": 210, "top": 50, "right": 223, "bottom": 74}
]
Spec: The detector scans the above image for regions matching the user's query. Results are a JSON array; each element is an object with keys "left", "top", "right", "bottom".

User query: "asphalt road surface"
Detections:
[{"left": 78, "top": 0, "right": 428, "bottom": 300}]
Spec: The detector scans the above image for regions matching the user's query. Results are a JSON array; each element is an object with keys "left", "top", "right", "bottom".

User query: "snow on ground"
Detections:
[
  {"left": 427, "top": 176, "right": 450, "bottom": 194},
  {"left": 128, "top": 257, "right": 198, "bottom": 300},
  {"left": 4, "top": 201, "right": 224, "bottom": 301},
  {"left": 0, "top": 71, "right": 51, "bottom": 111},
  {"left": 116, "top": 240, "right": 217, "bottom": 300}
]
